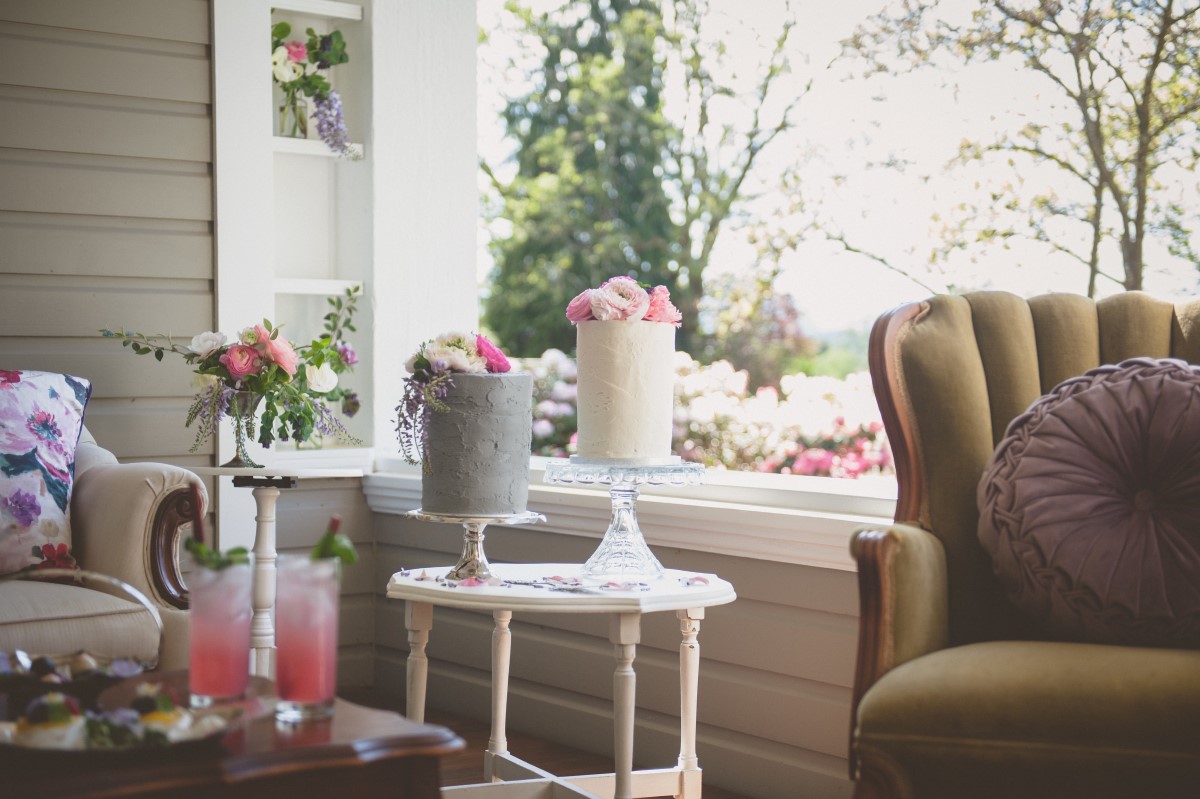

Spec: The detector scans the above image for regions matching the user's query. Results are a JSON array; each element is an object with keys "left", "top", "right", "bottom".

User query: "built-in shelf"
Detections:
[
  {"left": 272, "top": 136, "right": 365, "bottom": 159},
  {"left": 276, "top": 278, "right": 362, "bottom": 296},
  {"left": 271, "top": 0, "right": 362, "bottom": 22}
]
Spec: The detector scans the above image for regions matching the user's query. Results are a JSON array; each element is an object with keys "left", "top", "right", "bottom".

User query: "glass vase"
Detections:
[
  {"left": 278, "top": 88, "right": 308, "bottom": 139},
  {"left": 222, "top": 391, "right": 264, "bottom": 469}
]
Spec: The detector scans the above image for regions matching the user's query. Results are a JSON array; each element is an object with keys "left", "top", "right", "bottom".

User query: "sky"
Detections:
[{"left": 476, "top": 0, "right": 1200, "bottom": 334}]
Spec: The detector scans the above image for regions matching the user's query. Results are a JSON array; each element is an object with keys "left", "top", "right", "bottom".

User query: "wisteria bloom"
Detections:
[{"left": 312, "top": 89, "right": 359, "bottom": 159}]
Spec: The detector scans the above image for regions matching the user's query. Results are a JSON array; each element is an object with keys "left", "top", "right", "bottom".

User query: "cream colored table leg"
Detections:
[
  {"left": 249, "top": 485, "right": 279, "bottom": 678},
  {"left": 405, "top": 601, "right": 433, "bottom": 723},
  {"left": 678, "top": 607, "right": 705, "bottom": 799},
  {"left": 610, "top": 612, "right": 641, "bottom": 799},
  {"left": 485, "top": 610, "right": 513, "bottom": 780}
]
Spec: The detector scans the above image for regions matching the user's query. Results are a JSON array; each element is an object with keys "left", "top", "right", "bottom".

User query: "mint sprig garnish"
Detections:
[
  {"left": 185, "top": 537, "right": 250, "bottom": 570},
  {"left": 312, "top": 515, "right": 357, "bottom": 565}
]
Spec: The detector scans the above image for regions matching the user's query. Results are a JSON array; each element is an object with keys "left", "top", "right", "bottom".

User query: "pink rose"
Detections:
[
  {"left": 589, "top": 276, "right": 650, "bottom": 321},
  {"left": 220, "top": 344, "right": 263, "bottom": 378},
  {"left": 476, "top": 334, "right": 511, "bottom": 373},
  {"left": 643, "top": 285, "right": 683, "bottom": 326},
  {"left": 285, "top": 41, "right": 307, "bottom": 63},
  {"left": 565, "top": 289, "right": 595, "bottom": 324}
]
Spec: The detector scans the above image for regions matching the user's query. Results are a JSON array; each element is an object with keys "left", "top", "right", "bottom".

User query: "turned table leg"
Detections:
[
  {"left": 405, "top": 601, "right": 433, "bottom": 723},
  {"left": 248, "top": 485, "right": 280, "bottom": 677},
  {"left": 485, "top": 610, "right": 513, "bottom": 780},
  {"left": 610, "top": 612, "right": 641, "bottom": 799},
  {"left": 678, "top": 607, "right": 705, "bottom": 799}
]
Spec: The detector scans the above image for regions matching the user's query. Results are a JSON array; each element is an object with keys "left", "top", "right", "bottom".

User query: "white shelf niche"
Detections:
[
  {"left": 271, "top": 0, "right": 362, "bottom": 21},
  {"left": 272, "top": 136, "right": 365, "bottom": 159},
  {"left": 276, "top": 277, "right": 362, "bottom": 295}
]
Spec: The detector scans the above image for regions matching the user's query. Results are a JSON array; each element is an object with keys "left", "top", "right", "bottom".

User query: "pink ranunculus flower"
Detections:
[
  {"left": 264, "top": 334, "right": 300, "bottom": 376},
  {"left": 643, "top": 285, "right": 683, "bottom": 326},
  {"left": 590, "top": 276, "right": 650, "bottom": 321},
  {"left": 285, "top": 41, "right": 307, "bottom": 63},
  {"left": 565, "top": 289, "right": 595, "bottom": 323},
  {"left": 220, "top": 344, "right": 263, "bottom": 378},
  {"left": 476, "top": 334, "right": 511, "bottom": 373}
]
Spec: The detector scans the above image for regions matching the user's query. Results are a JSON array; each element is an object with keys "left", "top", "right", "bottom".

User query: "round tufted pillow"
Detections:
[{"left": 978, "top": 357, "right": 1200, "bottom": 647}]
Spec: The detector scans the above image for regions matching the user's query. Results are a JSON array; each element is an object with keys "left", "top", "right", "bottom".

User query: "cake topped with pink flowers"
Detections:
[{"left": 566, "top": 277, "right": 682, "bottom": 464}]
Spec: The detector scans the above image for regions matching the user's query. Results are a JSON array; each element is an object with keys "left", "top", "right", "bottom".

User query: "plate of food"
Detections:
[{"left": 0, "top": 682, "right": 238, "bottom": 753}]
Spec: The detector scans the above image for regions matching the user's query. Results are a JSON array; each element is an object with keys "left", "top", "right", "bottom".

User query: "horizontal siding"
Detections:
[
  {"left": 0, "top": 20, "right": 210, "bottom": 102},
  {"left": 0, "top": 0, "right": 211, "bottom": 45},
  {"left": 0, "top": 275, "right": 210, "bottom": 337},
  {"left": 373, "top": 514, "right": 858, "bottom": 799},
  {"left": 0, "top": 85, "right": 210, "bottom": 162},
  {"left": 0, "top": 149, "right": 212, "bottom": 220}
]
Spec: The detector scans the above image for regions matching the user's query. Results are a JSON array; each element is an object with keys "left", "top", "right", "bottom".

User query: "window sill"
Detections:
[{"left": 363, "top": 456, "right": 896, "bottom": 571}]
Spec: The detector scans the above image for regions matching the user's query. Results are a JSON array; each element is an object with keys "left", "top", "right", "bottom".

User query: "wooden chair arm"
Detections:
[{"left": 150, "top": 486, "right": 193, "bottom": 610}]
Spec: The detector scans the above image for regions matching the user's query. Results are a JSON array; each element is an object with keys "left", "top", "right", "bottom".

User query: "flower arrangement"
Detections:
[
  {"left": 102, "top": 287, "right": 362, "bottom": 467},
  {"left": 270, "top": 21, "right": 358, "bottom": 158},
  {"left": 565, "top": 276, "right": 683, "bottom": 326},
  {"left": 395, "top": 332, "right": 512, "bottom": 468}
]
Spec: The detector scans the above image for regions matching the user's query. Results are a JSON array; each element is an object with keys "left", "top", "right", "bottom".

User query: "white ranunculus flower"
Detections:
[
  {"left": 273, "top": 60, "right": 303, "bottom": 83},
  {"left": 306, "top": 362, "right": 339, "bottom": 393},
  {"left": 187, "top": 331, "right": 227, "bottom": 358},
  {"left": 272, "top": 46, "right": 289, "bottom": 67}
]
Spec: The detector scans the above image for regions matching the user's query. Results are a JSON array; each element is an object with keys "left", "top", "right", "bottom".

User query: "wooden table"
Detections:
[
  {"left": 189, "top": 465, "right": 362, "bottom": 676},
  {"left": 386, "top": 563, "right": 737, "bottom": 799},
  {"left": 2, "top": 672, "right": 464, "bottom": 798}
]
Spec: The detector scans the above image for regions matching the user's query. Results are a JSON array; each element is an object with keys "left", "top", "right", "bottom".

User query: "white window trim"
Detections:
[{"left": 364, "top": 455, "right": 896, "bottom": 572}]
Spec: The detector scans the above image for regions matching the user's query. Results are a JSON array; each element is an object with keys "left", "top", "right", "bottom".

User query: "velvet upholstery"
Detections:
[
  {"left": 978, "top": 358, "right": 1200, "bottom": 647},
  {"left": 851, "top": 291, "right": 1200, "bottom": 798}
]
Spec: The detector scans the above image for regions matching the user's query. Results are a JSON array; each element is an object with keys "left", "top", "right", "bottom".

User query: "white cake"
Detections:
[{"left": 574, "top": 320, "right": 675, "bottom": 463}]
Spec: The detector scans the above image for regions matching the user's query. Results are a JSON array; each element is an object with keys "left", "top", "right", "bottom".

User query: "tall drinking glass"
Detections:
[
  {"left": 275, "top": 554, "right": 340, "bottom": 721},
  {"left": 188, "top": 556, "right": 253, "bottom": 707}
]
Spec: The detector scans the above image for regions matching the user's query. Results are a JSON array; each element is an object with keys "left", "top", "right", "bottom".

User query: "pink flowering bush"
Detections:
[{"left": 519, "top": 348, "right": 892, "bottom": 479}]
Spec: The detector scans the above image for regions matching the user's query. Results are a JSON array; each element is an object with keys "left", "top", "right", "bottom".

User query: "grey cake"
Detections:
[{"left": 421, "top": 372, "right": 533, "bottom": 516}]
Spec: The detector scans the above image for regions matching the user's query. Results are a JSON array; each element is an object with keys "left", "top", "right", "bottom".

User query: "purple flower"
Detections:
[
  {"left": 341, "top": 390, "right": 361, "bottom": 418},
  {"left": 312, "top": 89, "right": 356, "bottom": 158},
  {"left": 2, "top": 490, "right": 41, "bottom": 527},
  {"left": 337, "top": 341, "right": 358, "bottom": 366}
]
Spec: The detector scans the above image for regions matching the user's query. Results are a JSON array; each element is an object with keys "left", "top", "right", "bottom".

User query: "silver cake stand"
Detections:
[
  {"left": 405, "top": 509, "right": 546, "bottom": 581},
  {"left": 543, "top": 458, "right": 705, "bottom": 581}
]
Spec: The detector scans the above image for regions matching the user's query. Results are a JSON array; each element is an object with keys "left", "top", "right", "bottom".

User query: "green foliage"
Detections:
[
  {"left": 698, "top": 270, "right": 816, "bottom": 390},
  {"left": 184, "top": 537, "right": 250, "bottom": 570},
  {"left": 482, "top": 0, "right": 803, "bottom": 358}
]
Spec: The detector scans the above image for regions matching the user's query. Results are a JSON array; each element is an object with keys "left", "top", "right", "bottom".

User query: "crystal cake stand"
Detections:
[
  {"left": 543, "top": 458, "right": 704, "bottom": 581},
  {"left": 405, "top": 509, "right": 546, "bottom": 581}
]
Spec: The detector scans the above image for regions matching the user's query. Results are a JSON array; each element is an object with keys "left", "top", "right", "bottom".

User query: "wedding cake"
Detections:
[
  {"left": 566, "top": 277, "right": 683, "bottom": 464},
  {"left": 399, "top": 333, "right": 532, "bottom": 516}
]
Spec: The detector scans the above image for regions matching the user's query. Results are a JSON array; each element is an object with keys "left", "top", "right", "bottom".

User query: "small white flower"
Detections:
[
  {"left": 532, "top": 419, "right": 555, "bottom": 438},
  {"left": 273, "top": 60, "right": 303, "bottom": 83},
  {"left": 306, "top": 362, "right": 339, "bottom": 393},
  {"left": 272, "top": 46, "right": 290, "bottom": 67},
  {"left": 187, "top": 331, "right": 227, "bottom": 358}
]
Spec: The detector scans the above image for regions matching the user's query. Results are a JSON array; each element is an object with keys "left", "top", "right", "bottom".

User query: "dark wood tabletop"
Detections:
[{"left": 2, "top": 672, "right": 464, "bottom": 799}]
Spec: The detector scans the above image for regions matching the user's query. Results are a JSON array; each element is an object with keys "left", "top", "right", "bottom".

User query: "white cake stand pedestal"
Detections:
[
  {"left": 405, "top": 509, "right": 546, "bottom": 581},
  {"left": 543, "top": 458, "right": 705, "bottom": 581}
]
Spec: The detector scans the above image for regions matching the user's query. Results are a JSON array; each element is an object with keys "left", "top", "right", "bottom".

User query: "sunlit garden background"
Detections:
[{"left": 474, "top": 0, "right": 1200, "bottom": 480}]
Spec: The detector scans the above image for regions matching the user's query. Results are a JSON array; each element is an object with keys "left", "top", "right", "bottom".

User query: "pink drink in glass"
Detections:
[
  {"left": 188, "top": 558, "right": 253, "bottom": 707},
  {"left": 275, "top": 555, "right": 340, "bottom": 720}
]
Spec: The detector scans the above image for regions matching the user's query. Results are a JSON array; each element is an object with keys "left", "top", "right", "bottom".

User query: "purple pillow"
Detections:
[
  {"left": 978, "top": 358, "right": 1200, "bottom": 647},
  {"left": 0, "top": 370, "right": 91, "bottom": 576}
]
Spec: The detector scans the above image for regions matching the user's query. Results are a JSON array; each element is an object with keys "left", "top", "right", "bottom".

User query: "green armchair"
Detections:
[{"left": 849, "top": 291, "right": 1200, "bottom": 799}]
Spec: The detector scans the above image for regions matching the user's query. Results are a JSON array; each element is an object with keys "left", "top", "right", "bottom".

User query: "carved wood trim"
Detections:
[
  {"left": 150, "top": 487, "right": 192, "bottom": 609},
  {"left": 848, "top": 529, "right": 897, "bottom": 780},
  {"left": 849, "top": 301, "right": 927, "bottom": 782},
  {"left": 853, "top": 748, "right": 915, "bottom": 799},
  {"left": 867, "top": 301, "right": 927, "bottom": 524}
]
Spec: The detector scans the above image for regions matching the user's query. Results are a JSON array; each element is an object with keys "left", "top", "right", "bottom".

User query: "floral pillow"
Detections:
[{"left": 0, "top": 370, "right": 92, "bottom": 576}]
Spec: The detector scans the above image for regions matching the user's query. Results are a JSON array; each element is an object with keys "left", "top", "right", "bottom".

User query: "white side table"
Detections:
[
  {"left": 190, "top": 465, "right": 362, "bottom": 676},
  {"left": 386, "top": 563, "right": 736, "bottom": 799}
]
